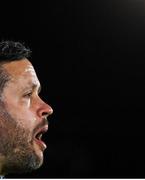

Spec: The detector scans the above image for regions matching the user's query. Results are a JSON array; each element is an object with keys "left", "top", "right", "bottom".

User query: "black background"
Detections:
[{"left": 0, "top": 0, "right": 145, "bottom": 178}]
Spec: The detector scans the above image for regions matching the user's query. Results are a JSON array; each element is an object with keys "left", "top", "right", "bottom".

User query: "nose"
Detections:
[{"left": 37, "top": 99, "right": 53, "bottom": 119}]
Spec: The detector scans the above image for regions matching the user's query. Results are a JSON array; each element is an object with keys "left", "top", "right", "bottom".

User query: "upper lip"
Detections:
[{"left": 34, "top": 125, "right": 48, "bottom": 139}]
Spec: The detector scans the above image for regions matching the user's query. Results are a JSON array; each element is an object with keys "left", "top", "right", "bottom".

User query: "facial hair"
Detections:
[{"left": 0, "top": 100, "right": 47, "bottom": 175}]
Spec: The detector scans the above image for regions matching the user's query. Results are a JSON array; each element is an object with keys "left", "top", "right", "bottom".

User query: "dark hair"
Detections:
[
  {"left": 0, "top": 40, "right": 31, "bottom": 62},
  {"left": 0, "top": 40, "right": 32, "bottom": 95}
]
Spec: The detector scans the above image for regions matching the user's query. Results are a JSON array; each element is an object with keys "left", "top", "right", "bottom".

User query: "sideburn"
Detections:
[{"left": 0, "top": 66, "right": 11, "bottom": 98}]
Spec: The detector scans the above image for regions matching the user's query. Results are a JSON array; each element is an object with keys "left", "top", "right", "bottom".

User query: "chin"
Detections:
[
  {"left": 4, "top": 146, "right": 44, "bottom": 175},
  {"left": 34, "top": 152, "right": 44, "bottom": 169},
  {"left": 32, "top": 141, "right": 44, "bottom": 168}
]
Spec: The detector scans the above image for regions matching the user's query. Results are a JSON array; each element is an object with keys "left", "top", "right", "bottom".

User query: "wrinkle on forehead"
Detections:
[
  {"left": 2, "top": 59, "right": 40, "bottom": 88},
  {"left": 3, "top": 59, "right": 36, "bottom": 77},
  {"left": 2, "top": 59, "right": 35, "bottom": 77},
  {"left": 24, "top": 66, "right": 36, "bottom": 76}
]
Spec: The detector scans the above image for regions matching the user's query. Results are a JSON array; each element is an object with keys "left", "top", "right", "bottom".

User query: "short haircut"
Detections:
[
  {"left": 0, "top": 40, "right": 31, "bottom": 95},
  {"left": 0, "top": 40, "right": 31, "bottom": 62}
]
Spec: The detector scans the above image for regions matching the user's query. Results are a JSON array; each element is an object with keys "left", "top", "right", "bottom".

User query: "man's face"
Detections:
[{"left": 0, "top": 59, "right": 53, "bottom": 174}]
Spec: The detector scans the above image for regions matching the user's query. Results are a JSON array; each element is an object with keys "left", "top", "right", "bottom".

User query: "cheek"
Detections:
[
  {"left": 20, "top": 98, "right": 31, "bottom": 108},
  {"left": 5, "top": 105, "right": 37, "bottom": 129},
  {"left": 3, "top": 97, "right": 38, "bottom": 129},
  {"left": 17, "top": 112, "right": 37, "bottom": 129}
]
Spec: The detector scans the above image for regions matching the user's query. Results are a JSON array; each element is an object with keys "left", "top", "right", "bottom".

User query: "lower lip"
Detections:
[{"left": 34, "top": 138, "right": 47, "bottom": 151}]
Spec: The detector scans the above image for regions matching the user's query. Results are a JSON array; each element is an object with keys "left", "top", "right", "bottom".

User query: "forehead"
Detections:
[
  {"left": 3, "top": 59, "right": 34, "bottom": 76},
  {"left": 3, "top": 59, "right": 40, "bottom": 86}
]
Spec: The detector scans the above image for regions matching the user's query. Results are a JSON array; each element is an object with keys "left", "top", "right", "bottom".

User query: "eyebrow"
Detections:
[
  {"left": 32, "top": 83, "right": 42, "bottom": 94},
  {"left": 23, "top": 82, "right": 42, "bottom": 94}
]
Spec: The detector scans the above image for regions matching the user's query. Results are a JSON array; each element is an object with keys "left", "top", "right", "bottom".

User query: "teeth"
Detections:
[
  {"left": 36, "top": 133, "right": 43, "bottom": 140},
  {"left": 39, "top": 134, "right": 42, "bottom": 140}
]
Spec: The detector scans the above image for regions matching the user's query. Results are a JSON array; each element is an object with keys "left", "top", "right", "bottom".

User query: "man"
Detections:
[{"left": 0, "top": 40, "right": 53, "bottom": 176}]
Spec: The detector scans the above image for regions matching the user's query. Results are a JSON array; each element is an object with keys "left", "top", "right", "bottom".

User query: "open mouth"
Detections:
[
  {"left": 34, "top": 125, "right": 48, "bottom": 151},
  {"left": 36, "top": 132, "right": 43, "bottom": 140}
]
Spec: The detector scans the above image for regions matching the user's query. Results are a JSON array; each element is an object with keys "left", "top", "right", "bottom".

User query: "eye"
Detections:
[{"left": 24, "top": 91, "right": 33, "bottom": 98}]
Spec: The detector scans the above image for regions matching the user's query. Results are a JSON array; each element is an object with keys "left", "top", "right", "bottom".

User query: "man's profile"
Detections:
[{"left": 0, "top": 40, "right": 53, "bottom": 177}]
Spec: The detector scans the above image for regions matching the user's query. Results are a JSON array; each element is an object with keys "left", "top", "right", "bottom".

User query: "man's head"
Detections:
[{"left": 0, "top": 41, "right": 53, "bottom": 175}]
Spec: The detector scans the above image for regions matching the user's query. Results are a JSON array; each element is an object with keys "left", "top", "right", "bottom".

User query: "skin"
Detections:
[{"left": 0, "top": 59, "right": 53, "bottom": 175}]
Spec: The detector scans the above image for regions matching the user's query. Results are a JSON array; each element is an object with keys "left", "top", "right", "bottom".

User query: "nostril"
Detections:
[
  {"left": 42, "top": 107, "right": 53, "bottom": 117},
  {"left": 38, "top": 101, "right": 53, "bottom": 118}
]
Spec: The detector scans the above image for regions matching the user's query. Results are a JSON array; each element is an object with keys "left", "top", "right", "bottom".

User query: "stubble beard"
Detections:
[{"left": 0, "top": 100, "right": 43, "bottom": 175}]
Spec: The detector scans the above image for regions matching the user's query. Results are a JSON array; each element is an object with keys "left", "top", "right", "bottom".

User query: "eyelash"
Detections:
[{"left": 24, "top": 92, "right": 33, "bottom": 98}]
